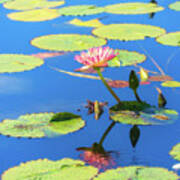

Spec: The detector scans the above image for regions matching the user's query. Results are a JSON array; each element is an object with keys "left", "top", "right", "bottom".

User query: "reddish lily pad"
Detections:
[
  {"left": 31, "top": 52, "right": 65, "bottom": 59},
  {"left": 148, "top": 75, "right": 173, "bottom": 82}
]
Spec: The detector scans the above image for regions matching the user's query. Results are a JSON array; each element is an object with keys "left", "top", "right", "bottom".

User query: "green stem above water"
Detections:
[{"left": 95, "top": 67, "right": 121, "bottom": 104}]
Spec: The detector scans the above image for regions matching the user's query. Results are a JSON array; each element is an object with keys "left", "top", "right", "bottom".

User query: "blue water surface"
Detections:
[{"left": 0, "top": 0, "right": 180, "bottom": 177}]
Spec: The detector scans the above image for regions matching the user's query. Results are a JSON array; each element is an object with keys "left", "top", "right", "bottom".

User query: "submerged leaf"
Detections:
[
  {"left": 2, "top": 158, "right": 98, "bottom": 180},
  {"left": 161, "top": 81, "right": 180, "bottom": 87},
  {"left": 92, "top": 24, "right": 166, "bottom": 41},
  {"left": 31, "top": 52, "right": 65, "bottom": 59},
  {"left": 68, "top": 18, "right": 103, "bottom": 28},
  {"left": 0, "top": 112, "right": 85, "bottom": 138},
  {"left": 156, "top": 32, "right": 180, "bottom": 47},
  {"left": 58, "top": 5, "right": 105, "bottom": 16},
  {"left": 148, "top": 75, "right": 173, "bottom": 82},
  {"left": 94, "top": 166, "right": 179, "bottom": 180},
  {"left": 31, "top": 34, "right": 106, "bottom": 51},
  {"left": 107, "top": 80, "right": 150, "bottom": 88},
  {"left": 7, "top": 9, "right": 60, "bottom": 22},
  {"left": 105, "top": 2, "right": 164, "bottom": 15},
  {"left": 3, "top": 0, "right": 64, "bottom": 10},
  {"left": 0, "top": 54, "right": 44, "bottom": 73}
]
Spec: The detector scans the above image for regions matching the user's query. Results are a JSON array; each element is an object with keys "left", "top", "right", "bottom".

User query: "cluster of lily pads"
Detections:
[{"left": 0, "top": 0, "right": 180, "bottom": 179}]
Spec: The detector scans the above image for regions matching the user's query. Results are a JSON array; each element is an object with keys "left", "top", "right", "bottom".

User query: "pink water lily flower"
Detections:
[{"left": 75, "top": 46, "right": 118, "bottom": 72}]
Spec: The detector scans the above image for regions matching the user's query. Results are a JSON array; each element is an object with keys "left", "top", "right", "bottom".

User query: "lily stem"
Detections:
[
  {"left": 99, "top": 121, "right": 116, "bottom": 146},
  {"left": 95, "top": 68, "right": 121, "bottom": 104},
  {"left": 134, "top": 89, "right": 142, "bottom": 103}
]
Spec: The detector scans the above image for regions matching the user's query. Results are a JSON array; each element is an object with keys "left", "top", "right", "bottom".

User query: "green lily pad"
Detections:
[
  {"left": 161, "top": 81, "right": 180, "bottom": 87},
  {"left": 108, "top": 49, "right": 146, "bottom": 67},
  {"left": 105, "top": 2, "right": 164, "bottom": 15},
  {"left": 156, "top": 32, "right": 180, "bottom": 46},
  {"left": 68, "top": 18, "right": 103, "bottom": 28},
  {"left": 58, "top": 5, "right": 105, "bottom": 16},
  {"left": 0, "top": 54, "right": 44, "bottom": 73},
  {"left": 170, "top": 143, "right": 180, "bottom": 161},
  {"left": 31, "top": 34, "right": 107, "bottom": 51},
  {"left": 2, "top": 158, "right": 98, "bottom": 180},
  {"left": 7, "top": 9, "right": 60, "bottom": 22},
  {"left": 3, "top": 0, "right": 64, "bottom": 10},
  {"left": 0, "top": 112, "right": 85, "bottom": 138},
  {"left": 110, "top": 101, "right": 178, "bottom": 125},
  {"left": 94, "top": 166, "right": 179, "bottom": 180},
  {"left": 169, "top": 1, "right": 180, "bottom": 11},
  {"left": 92, "top": 24, "right": 166, "bottom": 41}
]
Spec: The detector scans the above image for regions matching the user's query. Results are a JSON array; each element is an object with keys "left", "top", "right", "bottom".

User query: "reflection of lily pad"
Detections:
[
  {"left": 108, "top": 49, "right": 146, "bottom": 67},
  {"left": 161, "top": 81, "right": 180, "bottom": 87},
  {"left": 3, "top": 0, "right": 64, "bottom": 10},
  {"left": 0, "top": 112, "right": 85, "bottom": 138},
  {"left": 7, "top": 9, "right": 60, "bottom": 22},
  {"left": 92, "top": 24, "right": 166, "bottom": 41},
  {"left": 58, "top": 5, "right": 104, "bottom": 16},
  {"left": 105, "top": 2, "right": 164, "bottom": 14},
  {"left": 169, "top": 1, "right": 180, "bottom": 11},
  {"left": 0, "top": 54, "right": 44, "bottom": 73},
  {"left": 170, "top": 143, "right": 180, "bottom": 161},
  {"left": 156, "top": 32, "right": 180, "bottom": 46},
  {"left": 31, "top": 34, "right": 106, "bottom": 51},
  {"left": 94, "top": 166, "right": 179, "bottom": 180},
  {"left": 2, "top": 158, "right": 98, "bottom": 180},
  {"left": 110, "top": 101, "right": 178, "bottom": 125},
  {"left": 68, "top": 18, "right": 103, "bottom": 28}
]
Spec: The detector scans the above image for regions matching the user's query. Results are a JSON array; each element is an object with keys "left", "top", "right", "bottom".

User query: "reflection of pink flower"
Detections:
[
  {"left": 75, "top": 47, "right": 118, "bottom": 72},
  {"left": 80, "top": 150, "right": 115, "bottom": 170}
]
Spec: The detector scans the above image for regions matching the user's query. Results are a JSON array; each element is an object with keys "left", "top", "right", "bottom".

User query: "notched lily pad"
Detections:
[
  {"left": 68, "top": 18, "right": 103, "bottom": 28},
  {"left": 108, "top": 49, "right": 146, "bottom": 67},
  {"left": 0, "top": 54, "right": 44, "bottom": 73},
  {"left": 31, "top": 34, "right": 107, "bottom": 51},
  {"left": 169, "top": 1, "right": 180, "bottom": 11},
  {"left": 2, "top": 158, "right": 98, "bottom": 180},
  {"left": 110, "top": 101, "right": 178, "bottom": 125},
  {"left": 58, "top": 5, "right": 105, "bottom": 16},
  {"left": 94, "top": 166, "right": 179, "bottom": 180},
  {"left": 0, "top": 112, "right": 85, "bottom": 138},
  {"left": 92, "top": 24, "right": 166, "bottom": 41},
  {"left": 3, "top": 0, "right": 64, "bottom": 10},
  {"left": 7, "top": 9, "right": 60, "bottom": 22},
  {"left": 161, "top": 81, "right": 180, "bottom": 87},
  {"left": 170, "top": 143, "right": 180, "bottom": 161},
  {"left": 156, "top": 32, "right": 180, "bottom": 46},
  {"left": 105, "top": 2, "right": 164, "bottom": 15}
]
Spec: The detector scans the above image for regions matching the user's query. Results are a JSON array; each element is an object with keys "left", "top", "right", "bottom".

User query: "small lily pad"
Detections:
[
  {"left": 68, "top": 18, "right": 103, "bottom": 28},
  {"left": 0, "top": 112, "right": 85, "bottom": 138},
  {"left": 105, "top": 2, "right": 164, "bottom": 15},
  {"left": 2, "top": 158, "right": 98, "bottom": 180},
  {"left": 161, "top": 81, "right": 180, "bottom": 87},
  {"left": 110, "top": 101, "right": 178, "bottom": 125},
  {"left": 94, "top": 166, "right": 179, "bottom": 180},
  {"left": 92, "top": 24, "right": 166, "bottom": 41},
  {"left": 7, "top": 9, "right": 60, "bottom": 22},
  {"left": 31, "top": 34, "right": 107, "bottom": 51},
  {"left": 169, "top": 1, "right": 180, "bottom": 11},
  {"left": 156, "top": 32, "right": 180, "bottom": 46},
  {"left": 148, "top": 75, "right": 173, "bottom": 82},
  {"left": 3, "top": 0, "right": 64, "bottom": 10},
  {"left": 108, "top": 49, "right": 146, "bottom": 67},
  {"left": 0, "top": 54, "right": 44, "bottom": 73},
  {"left": 58, "top": 5, "right": 105, "bottom": 16},
  {"left": 170, "top": 143, "right": 180, "bottom": 161}
]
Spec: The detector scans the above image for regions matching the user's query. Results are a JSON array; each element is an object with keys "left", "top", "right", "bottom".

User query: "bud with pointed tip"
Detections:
[
  {"left": 156, "top": 87, "right": 167, "bottom": 108},
  {"left": 140, "top": 68, "right": 149, "bottom": 82},
  {"left": 129, "top": 70, "right": 139, "bottom": 91}
]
